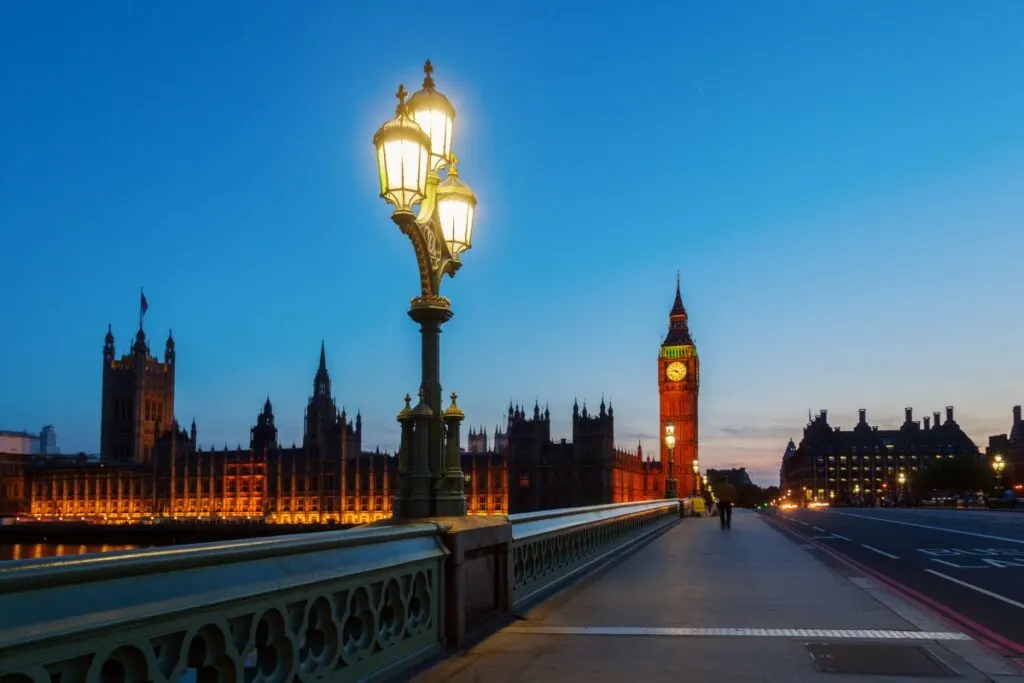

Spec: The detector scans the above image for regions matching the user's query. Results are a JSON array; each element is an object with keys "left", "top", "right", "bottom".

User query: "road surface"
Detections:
[{"left": 769, "top": 506, "right": 1024, "bottom": 656}]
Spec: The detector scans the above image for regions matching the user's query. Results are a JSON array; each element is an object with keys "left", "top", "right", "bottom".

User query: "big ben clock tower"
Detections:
[{"left": 659, "top": 274, "right": 699, "bottom": 498}]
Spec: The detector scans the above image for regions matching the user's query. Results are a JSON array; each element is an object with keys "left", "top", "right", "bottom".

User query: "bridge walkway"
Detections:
[{"left": 415, "top": 509, "right": 1018, "bottom": 682}]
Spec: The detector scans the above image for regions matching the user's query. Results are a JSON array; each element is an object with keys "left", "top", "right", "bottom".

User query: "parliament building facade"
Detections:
[{"left": 13, "top": 281, "right": 692, "bottom": 523}]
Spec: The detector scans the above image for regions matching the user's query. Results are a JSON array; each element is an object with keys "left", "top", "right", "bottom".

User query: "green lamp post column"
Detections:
[{"left": 373, "top": 62, "right": 479, "bottom": 519}]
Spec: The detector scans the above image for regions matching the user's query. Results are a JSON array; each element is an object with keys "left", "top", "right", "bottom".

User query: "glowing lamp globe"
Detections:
[
  {"left": 435, "top": 159, "right": 477, "bottom": 259},
  {"left": 664, "top": 424, "right": 676, "bottom": 450},
  {"left": 407, "top": 60, "right": 456, "bottom": 171},
  {"left": 373, "top": 84, "right": 431, "bottom": 213},
  {"left": 692, "top": 460, "right": 700, "bottom": 474}
]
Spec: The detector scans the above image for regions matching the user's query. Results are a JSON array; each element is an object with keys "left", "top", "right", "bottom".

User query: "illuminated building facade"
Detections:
[
  {"left": 15, "top": 300, "right": 669, "bottom": 523},
  {"left": 506, "top": 399, "right": 664, "bottom": 511},
  {"left": 780, "top": 407, "right": 980, "bottom": 503}
]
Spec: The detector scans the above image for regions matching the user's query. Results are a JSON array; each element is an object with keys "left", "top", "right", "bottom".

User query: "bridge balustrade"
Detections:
[{"left": 0, "top": 500, "right": 681, "bottom": 683}]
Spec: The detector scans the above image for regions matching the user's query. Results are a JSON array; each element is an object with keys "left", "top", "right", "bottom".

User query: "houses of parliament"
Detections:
[{"left": 9, "top": 282, "right": 698, "bottom": 524}]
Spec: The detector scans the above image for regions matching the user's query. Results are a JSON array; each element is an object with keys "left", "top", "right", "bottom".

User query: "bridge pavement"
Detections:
[{"left": 414, "top": 509, "right": 1024, "bottom": 682}]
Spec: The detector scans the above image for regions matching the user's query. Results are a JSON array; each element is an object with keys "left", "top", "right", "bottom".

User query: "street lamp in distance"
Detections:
[
  {"left": 372, "top": 61, "right": 479, "bottom": 519},
  {"left": 691, "top": 459, "right": 700, "bottom": 497},
  {"left": 664, "top": 423, "right": 678, "bottom": 499},
  {"left": 993, "top": 454, "right": 1006, "bottom": 488}
]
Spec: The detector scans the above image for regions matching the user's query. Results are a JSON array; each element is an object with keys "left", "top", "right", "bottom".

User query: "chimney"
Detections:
[
  {"left": 946, "top": 406, "right": 954, "bottom": 424},
  {"left": 933, "top": 411, "right": 941, "bottom": 427},
  {"left": 858, "top": 409, "right": 866, "bottom": 424},
  {"left": 923, "top": 416, "right": 931, "bottom": 430},
  {"left": 1014, "top": 405, "right": 1022, "bottom": 424},
  {"left": 904, "top": 407, "right": 913, "bottom": 423}
]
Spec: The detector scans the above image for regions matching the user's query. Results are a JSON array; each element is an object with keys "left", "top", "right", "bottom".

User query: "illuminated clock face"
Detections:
[{"left": 666, "top": 361, "right": 687, "bottom": 382}]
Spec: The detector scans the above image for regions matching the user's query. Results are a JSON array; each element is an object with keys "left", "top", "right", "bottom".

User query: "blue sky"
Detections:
[{"left": 2, "top": 2, "right": 1022, "bottom": 486}]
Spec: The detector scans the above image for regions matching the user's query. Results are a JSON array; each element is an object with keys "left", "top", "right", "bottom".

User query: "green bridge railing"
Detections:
[{"left": 0, "top": 499, "right": 683, "bottom": 683}]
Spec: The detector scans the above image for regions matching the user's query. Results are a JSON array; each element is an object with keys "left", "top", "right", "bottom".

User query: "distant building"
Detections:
[
  {"left": 39, "top": 425, "right": 58, "bottom": 454},
  {"left": 0, "top": 454, "right": 29, "bottom": 516},
  {"left": 780, "top": 439, "right": 797, "bottom": 491},
  {"left": 780, "top": 407, "right": 980, "bottom": 503},
  {"left": 0, "top": 431, "right": 38, "bottom": 455},
  {"left": 0, "top": 426, "right": 58, "bottom": 456},
  {"left": 985, "top": 405, "right": 1024, "bottom": 483},
  {"left": 467, "top": 425, "right": 506, "bottom": 453},
  {"left": 706, "top": 467, "right": 753, "bottom": 489},
  {"left": 505, "top": 399, "right": 664, "bottom": 512}
]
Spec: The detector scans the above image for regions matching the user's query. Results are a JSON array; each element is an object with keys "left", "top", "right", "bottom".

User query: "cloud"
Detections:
[{"left": 710, "top": 424, "right": 801, "bottom": 440}]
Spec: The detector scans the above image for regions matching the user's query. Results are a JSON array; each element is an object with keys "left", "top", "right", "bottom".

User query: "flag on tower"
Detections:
[{"left": 139, "top": 289, "right": 149, "bottom": 330}]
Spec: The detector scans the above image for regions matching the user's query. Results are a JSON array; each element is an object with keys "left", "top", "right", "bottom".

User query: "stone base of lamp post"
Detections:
[
  {"left": 391, "top": 298, "right": 468, "bottom": 519},
  {"left": 394, "top": 394, "right": 436, "bottom": 520}
]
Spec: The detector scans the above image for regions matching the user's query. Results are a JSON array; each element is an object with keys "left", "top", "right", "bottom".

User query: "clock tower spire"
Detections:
[{"left": 659, "top": 274, "right": 699, "bottom": 497}]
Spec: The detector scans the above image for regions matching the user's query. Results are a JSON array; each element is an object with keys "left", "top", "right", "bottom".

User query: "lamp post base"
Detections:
[
  {"left": 393, "top": 487, "right": 435, "bottom": 520},
  {"left": 395, "top": 297, "right": 468, "bottom": 520}
]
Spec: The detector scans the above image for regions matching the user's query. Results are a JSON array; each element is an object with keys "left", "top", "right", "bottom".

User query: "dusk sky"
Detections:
[{"left": 2, "top": 2, "right": 1022, "bottom": 486}]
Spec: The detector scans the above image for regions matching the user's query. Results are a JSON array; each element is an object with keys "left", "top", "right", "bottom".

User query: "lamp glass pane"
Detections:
[
  {"left": 382, "top": 137, "right": 428, "bottom": 209},
  {"left": 412, "top": 108, "right": 453, "bottom": 170},
  {"left": 665, "top": 435, "right": 676, "bottom": 449},
  {"left": 438, "top": 195, "right": 473, "bottom": 256},
  {"left": 376, "top": 145, "right": 388, "bottom": 196}
]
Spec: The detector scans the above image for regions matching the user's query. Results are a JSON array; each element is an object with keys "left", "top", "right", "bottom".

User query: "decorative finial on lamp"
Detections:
[
  {"left": 423, "top": 60, "right": 435, "bottom": 89},
  {"left": 395, "top": 84, "right": 408, "bottom": 113},
  {"left": 448, "top": 154, "right": 459, "bottom": 177},
  {"left": 404, "top": 393, "right": 412, "bottom": 409}
]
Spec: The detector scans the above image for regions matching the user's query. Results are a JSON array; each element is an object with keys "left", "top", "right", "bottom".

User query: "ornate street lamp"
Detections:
[
  {"left": 664, "top": 423, "right": 678, "bottom": 499},
  {"left": 373, "top": 61, "right": 479, "bottom": 519},
  {"left": 691, "top": 458, "right": 700, "bottom": 497},
  {"left": 993, "top": 454, "right": 1006, "bottom": 487}
]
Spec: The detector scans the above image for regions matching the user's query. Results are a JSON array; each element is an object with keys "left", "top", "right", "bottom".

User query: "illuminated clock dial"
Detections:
[{"left": 666, "top": 361, "right": 687, "bottom": 382}]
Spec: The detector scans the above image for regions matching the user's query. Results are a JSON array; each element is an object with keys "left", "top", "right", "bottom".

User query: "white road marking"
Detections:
[
  {"left": 832, "top": 533, "right": 852, "bottom": 541},
  {"left": 926, "top": 569, "right": 1024, "bottom": 609},
  {"left": 830, "top": 512, "right": 1024, "bottom": 545},
  {"left": 930, "top": 558, "right": 989, "bottom": 569},
  {"left": 504, "top": 625, "right": 971, "bottom": 640},
  {"left": 813, "top": 526, "right": 825, "bottom": 532},
  {"left": 862, "top": 544, "right": 899, "bottom": 560}
]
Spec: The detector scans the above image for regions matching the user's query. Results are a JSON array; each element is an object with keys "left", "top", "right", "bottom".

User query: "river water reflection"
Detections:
[{"left": 0, "top": 543, "right": 142, "bottom": 561}]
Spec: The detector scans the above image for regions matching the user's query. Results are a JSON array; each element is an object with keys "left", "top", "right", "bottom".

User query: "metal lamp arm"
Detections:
[{"left": 394, "top": 175, "right": 460, "bottom": 298}]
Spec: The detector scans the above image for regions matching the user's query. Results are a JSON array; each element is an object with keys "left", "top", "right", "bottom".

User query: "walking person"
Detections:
[{"left": 715, "top": 479, "right": 737, "bottom": 530}]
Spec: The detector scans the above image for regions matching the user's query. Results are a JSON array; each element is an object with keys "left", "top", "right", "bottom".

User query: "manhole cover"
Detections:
[{"left": 805, "top": 642, "right": 956, "bottom": 677}]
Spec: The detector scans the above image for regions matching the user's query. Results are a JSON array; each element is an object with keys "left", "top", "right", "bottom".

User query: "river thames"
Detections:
[{"left": 0, "top": 543, "right": 141, "bottom": 561}]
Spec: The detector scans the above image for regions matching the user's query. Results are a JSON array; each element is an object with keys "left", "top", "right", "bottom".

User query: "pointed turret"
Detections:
[
  {"left": 165, "top": 329, "right": 175, "bottom": 365},
  {"left": 104, "top": 324, "right": 115, "bottom": 362},
  {"left": 314, "top": 340, "right": 331, "bottom": 397},
  {"left": 663, "top": 273, "right": 693, "bottom": 346}
]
